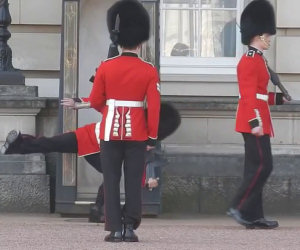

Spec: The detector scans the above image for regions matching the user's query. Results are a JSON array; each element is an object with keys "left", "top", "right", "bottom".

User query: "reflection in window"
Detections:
[
  {"left": 141, "top": 2, "right": 157, "bottom": 66},
  {"left": 161, "top": 0, "right": 238, "bottom": 57}
]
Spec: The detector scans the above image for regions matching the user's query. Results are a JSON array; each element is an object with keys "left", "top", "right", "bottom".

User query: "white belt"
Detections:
[
  {"left": 256, "top": 93, "right": 268, "bottom": 101},
  {"left": 106, "top": 99, "right": 144, "bottom": 108},
  {"left": 104, "top": 99, "right": 144, "bottom": 141},
  {"left": 239, "top": 93, "right": 268, "bottom": 102}
]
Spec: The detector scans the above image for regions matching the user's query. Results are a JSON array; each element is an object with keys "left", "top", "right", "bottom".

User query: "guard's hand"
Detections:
[
  {"left": 251, "top": 126, "right": 263, "bottom": 137},
  {"left": 60, "top": 98, "right": 77, "bottom": 109},
  {"left": 147, "top": 177, "right": 159, "bottom": 191},
  {"left": 283, "top": 96, "right": 292, "bottom": 103}
]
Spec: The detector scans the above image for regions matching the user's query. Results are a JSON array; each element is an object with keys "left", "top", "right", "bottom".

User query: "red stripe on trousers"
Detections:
[{"left": 237, "top": 137, "right": 264, "bottom": 210}]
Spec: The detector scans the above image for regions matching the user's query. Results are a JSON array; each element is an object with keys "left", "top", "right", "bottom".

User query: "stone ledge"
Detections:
[
  {"left": 0, "top": 85, "right": 37, "bottom": 97},
  {"left": 0, "top": 154, "right": 45, "bottom": 162},
  {"left": 0, "top": 96, "right": 47, "bottom": 109},
  {"left": 162, "top": 176, "right": 300, "bottom": 214},
  {"left": 164, "top": 146, "right": 300, "bottom": 177},
  {"left": 0, "top": 154, "right": 46, "bottom": 174},
  {"left": 164, "top": 143, "right": 300, "bottom": 155},
  {"left": 162, "top": 95, "right": 300, "bottom": 112},
  {"left": 161, "top": 148, "right": 300, "bottom": 214},
  {"left": 0, "top": 71, "right": 25, "bottom": 85}
]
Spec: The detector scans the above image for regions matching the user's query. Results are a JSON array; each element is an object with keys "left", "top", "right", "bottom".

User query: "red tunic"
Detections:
[
  {"left": 89, "top": 53, "right": 160, "bottom": 142},
  {"left": 75, "top": 123, "right": 100, "bottom": 157},
  {"left": 235, "top": 49, "right": 278, "bottom": 136}
]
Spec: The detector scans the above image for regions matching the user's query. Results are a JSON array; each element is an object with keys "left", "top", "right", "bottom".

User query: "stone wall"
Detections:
[
  {"left": 8, "top": 0, "right": 61, "bottom": 98},
  {"left": 0, "top": 154, "right": 50, "bottom": 212},
  {"left": 162, "top": 151, "right": 300, "bottom": 214},
  {"left": 160, "top": 96, "right": 300, "bottom": 214}
]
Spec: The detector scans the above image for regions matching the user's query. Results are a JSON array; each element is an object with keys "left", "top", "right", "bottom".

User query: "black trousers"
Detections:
[
  {"left": 100, "top": 140, "right": 146, "bottom": 231},
  {"left": 13, "top": 132, "right": 102, "bottom": 171},
  {"left": 15, "top": 132, "right": 78, "bottom": 154},
  {"left": 231, "top": 133, "right": 273, "bottom": 221},
  {"left": 12, "top": 132, "right": 104, "bottom": 206}
]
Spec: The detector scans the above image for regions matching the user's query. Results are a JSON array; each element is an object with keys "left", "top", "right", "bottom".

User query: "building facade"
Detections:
[{"left": 3, "top": 0, "right": 300, "bottom": 213}]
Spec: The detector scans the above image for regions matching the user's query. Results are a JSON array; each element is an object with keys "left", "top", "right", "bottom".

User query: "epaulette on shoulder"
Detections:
[
  {"left": 246, "top": 50, "right": 255, "bottom": 58},
  {"left": 139, "top": 57, "right": 155, "bottom": 67},
  {"left": 103, "top": 55, "right": 120, "bottom": 62}
]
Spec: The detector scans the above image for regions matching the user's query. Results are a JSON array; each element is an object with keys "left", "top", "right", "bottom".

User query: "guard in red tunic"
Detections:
[
  {"left": 227, "top": 0, "right": 284, "bottom": 229},
  {"left": 89, "top": 0, "right": 160, "bottom": 242},
  {"left": 0, "top": 100, "right": 180, "bottom": 224}
]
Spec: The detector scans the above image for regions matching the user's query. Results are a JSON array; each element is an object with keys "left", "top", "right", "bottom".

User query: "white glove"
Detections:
[
  {"left": 147, "top": 177, "right": 159, "bottom": 191},
  {"left": 60, "top": 98, "right": 77, "bottom": 109}
]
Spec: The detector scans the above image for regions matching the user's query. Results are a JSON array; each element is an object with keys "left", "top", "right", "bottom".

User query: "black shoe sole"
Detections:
[
  {"left": 246, "top": 224, "right": 279, "bottom": 229},
  {"left": 104, "top": 238, "right": 123, "bottom": 243},
  {"left": 123, "top": 237, "right": 139, "bottom": 242}
]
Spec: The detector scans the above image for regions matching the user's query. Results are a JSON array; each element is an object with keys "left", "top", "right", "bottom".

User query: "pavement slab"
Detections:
[{"left": 1, "top": 213, "right": 300, "bottom": 250}]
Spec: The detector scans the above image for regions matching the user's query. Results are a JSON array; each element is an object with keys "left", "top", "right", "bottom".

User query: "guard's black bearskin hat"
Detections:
[
  {"left": 240, "top": 0, "right": 276, "bottom": 45},
  {"left": 145, "top": 102, "right": 181, "bottom": 141},
  {"left": 107, "top": 0, "right": 150, "bottom": 48},
  {"left": 157, "top": 102, "right": 181, "bottom": 141}
]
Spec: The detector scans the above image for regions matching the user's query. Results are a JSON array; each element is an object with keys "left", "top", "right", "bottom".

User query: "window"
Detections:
[{"left": 160, "top": 0, "right": 244, "bottom": 74}]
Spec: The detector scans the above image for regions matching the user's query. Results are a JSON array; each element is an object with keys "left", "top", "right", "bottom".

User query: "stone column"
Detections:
[{"left": 0, "top": 0, "right": 50, "bottom": 212}]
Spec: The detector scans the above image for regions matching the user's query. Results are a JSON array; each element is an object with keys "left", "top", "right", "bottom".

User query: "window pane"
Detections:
[
  {"left": 162, "top": 2, "right": 198, "bottom": 8},
  {"left": 163, "top": 0, "right": 237, "bottom": 8},
  {"left": 201, "top": 10, "right": 236, "bottom": 57},
  {"left": 201, "top": 0, "right": 237, "bottom": 8},
  {"left": 163, "top": 0, "right": 198, "bottom": 5},
  {"left": 162, "top": 9, "right": 237, "bottom": 57},
  {"left": 162, "top": 9, "right": 198, "bottom": 57}
]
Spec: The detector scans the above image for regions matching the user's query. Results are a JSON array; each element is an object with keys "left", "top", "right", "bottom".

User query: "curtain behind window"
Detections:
[{"left": 162, "top": 0, "right": 237, "bottom": 57}]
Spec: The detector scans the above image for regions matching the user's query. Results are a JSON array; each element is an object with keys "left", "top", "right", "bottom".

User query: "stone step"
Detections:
[
  {"left": 164, "top": 143, "right": 300, "bottom": 177},
  {"left": 162, "top": 175, "right": 300, "bottom": 214},
  {"left": 161, "top": 144, "right": 300, "bottom": 214},
  {"left": 0, "top": 174, "right": 50, "bottom": 213},
  {"left": 164, "top": 143, "right": 300, "bottom": 156},
  {"left": 0, "top": 85, "right": 37, "bottom": 97},
  {"left": 0, "top": 154, "right": 46, "bottom": 174},
  {"left": 0, "top": 96, "right": 46, "bottom": 110}
]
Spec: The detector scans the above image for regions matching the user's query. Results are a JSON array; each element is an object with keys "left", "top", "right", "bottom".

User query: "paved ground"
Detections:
[{"left": 1, "top": 213, "right": 300, "bottom": 250}]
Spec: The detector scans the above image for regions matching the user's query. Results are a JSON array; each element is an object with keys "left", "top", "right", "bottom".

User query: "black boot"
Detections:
[
  {"left": 104, "top": 231, "right": 122, "bottom": 242},
  {"left": 88, "top": 204, "right": 105, "bottom": 223},
  {"left": 246, "top": 218, "right": 279, "bottom": 229},
  {"left": 227, "top": 208, "right": 253, "bottom": 227},
  {"left": 123, "top": 224, "right": 139, "bottom": 242},
  {"left": 88, "top": 184, "right": 105, "bottom": 223},
  {"left": 0, "top": 130, "right": 22, "bottom": 154}
]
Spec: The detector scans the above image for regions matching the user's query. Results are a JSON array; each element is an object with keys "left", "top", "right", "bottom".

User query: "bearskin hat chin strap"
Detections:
[{"left": 107, "top": 14, "right": 120, "bottom": 58}]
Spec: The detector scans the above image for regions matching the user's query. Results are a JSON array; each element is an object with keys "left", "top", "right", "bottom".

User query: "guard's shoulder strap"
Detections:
[
  {"left": 138, "top": 57, "right": 155, "bottom": 67},
  {"left": 103, "top": 55, "right": 120, "bottom": 62},
  {"left": 246, "top": 50, "right": 255, "bottom": 58}
]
